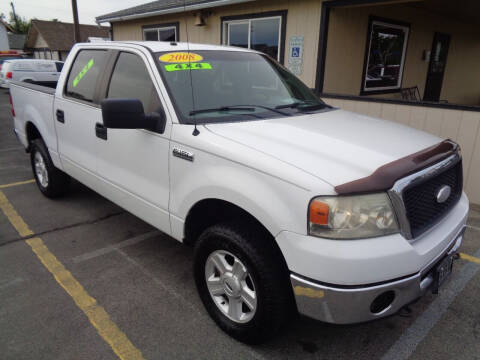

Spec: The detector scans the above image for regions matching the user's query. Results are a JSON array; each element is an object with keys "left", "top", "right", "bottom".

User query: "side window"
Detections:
[
  {"left": 107, "top": 52, "right": 161, "bottom": 114},
  {"left": 65, "top": 50, "right": 108, "bottom": 103},
  {"left": 55, "top": 62, "right": 64, "bottom": 72}
]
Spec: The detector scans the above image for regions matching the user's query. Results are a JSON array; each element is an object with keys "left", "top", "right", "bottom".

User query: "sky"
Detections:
[{"left": 0, "top": 0, "right": 146, "bottom": 25}]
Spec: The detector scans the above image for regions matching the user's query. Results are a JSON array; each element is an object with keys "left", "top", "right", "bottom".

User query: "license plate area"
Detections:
[{"left": 431, "top": 253, "right": 454, "bottom": 294}]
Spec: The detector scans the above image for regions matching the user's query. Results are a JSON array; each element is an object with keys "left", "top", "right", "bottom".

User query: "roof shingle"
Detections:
[
  {"left": 96, "top": 0, "right": 235, "bottom": 22},
  {"left": 26, "top": 20, "right": 110, "bottom": 51}
]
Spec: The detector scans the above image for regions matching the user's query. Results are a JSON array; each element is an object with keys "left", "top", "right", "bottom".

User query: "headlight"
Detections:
[{"left": 308, "top": 193, "right": 399, "bottom": 239}]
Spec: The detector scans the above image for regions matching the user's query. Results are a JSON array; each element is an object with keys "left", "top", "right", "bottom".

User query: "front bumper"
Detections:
[{"left": 290, "top": 226, "right": 464, "bottom": 324}]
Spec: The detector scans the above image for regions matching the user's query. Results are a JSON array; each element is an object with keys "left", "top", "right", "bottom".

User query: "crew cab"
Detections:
[{"left": 9, "top": 42, "right": 469, "bottom": 344}]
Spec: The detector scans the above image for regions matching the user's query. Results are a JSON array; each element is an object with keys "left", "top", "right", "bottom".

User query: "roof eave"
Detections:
[{"left": 96, "top": 0, "right": 255, "bottom": 24}]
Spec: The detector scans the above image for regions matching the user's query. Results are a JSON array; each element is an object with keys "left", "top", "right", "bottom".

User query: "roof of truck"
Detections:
[{"left": 77, "top": 41, "right": 258, "bottom": 54}]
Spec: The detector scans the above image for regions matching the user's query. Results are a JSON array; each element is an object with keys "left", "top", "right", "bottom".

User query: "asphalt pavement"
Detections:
[{"left": 1, "top": 90, "right": 479, "bottom": 360}]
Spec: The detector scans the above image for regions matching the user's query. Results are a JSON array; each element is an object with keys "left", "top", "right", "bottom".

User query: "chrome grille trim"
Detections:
[{"left": 388, "top": 149, "right": 462, "bottom": 240}]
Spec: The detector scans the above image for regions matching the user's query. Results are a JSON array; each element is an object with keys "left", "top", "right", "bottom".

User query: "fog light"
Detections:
[{"left": 370, "top": 291, "right": 395, "bottom": 314}]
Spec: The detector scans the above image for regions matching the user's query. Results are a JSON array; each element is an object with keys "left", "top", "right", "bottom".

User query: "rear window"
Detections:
[{"left": 65, "top": 50, "right": 107, "bottom": 103}]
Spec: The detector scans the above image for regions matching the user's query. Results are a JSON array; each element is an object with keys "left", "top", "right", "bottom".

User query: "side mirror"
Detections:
[{"left": 100, "top": 98, "right": 166, "bottom": 133}]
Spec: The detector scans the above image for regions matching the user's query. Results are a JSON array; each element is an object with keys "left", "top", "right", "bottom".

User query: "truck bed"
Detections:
[
  {"left": 10, "top": 81, "right": 58, "bottom": 158},
  {"left": 10, "top": 80, "right": 57, "bottom": 95}
]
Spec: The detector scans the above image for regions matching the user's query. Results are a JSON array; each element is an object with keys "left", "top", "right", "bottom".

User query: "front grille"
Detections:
[{"left": 402, "top": 160, "right": 463, "bottom": 238}]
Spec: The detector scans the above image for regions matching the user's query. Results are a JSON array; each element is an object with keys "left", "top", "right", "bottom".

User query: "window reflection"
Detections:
[
  {"left": 250, "top": 18, "right": 280, "bottom": 60},
  {"left": 224, "top": 16, "right": 282, "bottom": 62},
  {"left": 363, "top": 20, "right": 409, "bottom": 92}
]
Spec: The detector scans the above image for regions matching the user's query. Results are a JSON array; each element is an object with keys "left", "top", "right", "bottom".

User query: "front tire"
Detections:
[
  {"left": 30, "top": 139, "right": 70, "bottom": 198},
  {"left": 194, "top": 222, "right": 293, "bottom": 344}
]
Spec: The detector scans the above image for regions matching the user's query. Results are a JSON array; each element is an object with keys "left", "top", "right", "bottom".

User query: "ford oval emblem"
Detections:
[{"left": 436, "top": 185, "right": 452, "bottom": 203}]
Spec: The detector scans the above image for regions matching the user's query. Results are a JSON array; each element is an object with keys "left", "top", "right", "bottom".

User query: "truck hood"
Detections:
[{"left": 205, "top": 109, "right": 441, "bottom": 188}]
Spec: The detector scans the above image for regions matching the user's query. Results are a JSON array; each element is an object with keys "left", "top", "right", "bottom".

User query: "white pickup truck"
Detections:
[{"left": 9, "top": 41, "right": 469, "bottom": 344}]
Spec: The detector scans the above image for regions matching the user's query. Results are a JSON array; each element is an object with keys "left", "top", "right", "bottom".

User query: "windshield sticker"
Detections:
[
  {"left": 73, "top": 58, "right": 94, "bottom": 87},
  {"left": 159, "top": 52, "right": 203, "bottom": 63},
  {"left": 164, "top": 62, "right": 212, "bottom": 72}
]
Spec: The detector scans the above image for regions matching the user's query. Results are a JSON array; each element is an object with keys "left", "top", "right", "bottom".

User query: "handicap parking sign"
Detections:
[
  {"left": 288, "top": 36, "right": 304, "bottom": 75},
  {"left": 291, "top": 47, "right": 300, "bottom": 58}
]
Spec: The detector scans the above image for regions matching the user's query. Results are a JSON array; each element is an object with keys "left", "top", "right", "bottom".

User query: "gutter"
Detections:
[{"left": 96, "top": 0, "right": 256, "bottom": 24}]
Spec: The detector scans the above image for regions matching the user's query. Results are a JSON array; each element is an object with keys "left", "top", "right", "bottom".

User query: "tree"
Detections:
[{"left": 8, "top": 11, "right": 31, "bottom": 34}]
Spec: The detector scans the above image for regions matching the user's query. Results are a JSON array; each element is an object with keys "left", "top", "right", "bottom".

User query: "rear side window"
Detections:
[
  {"left": 107, "top": 52, "right": 161, "bottom": 113},
  {"left": 65, "top": 50, "right": 107, "bottom": 103}
]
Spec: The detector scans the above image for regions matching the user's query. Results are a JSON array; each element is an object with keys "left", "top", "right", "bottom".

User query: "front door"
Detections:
[
  {"left": 423, "top": 32, "right": 450, "bottom": 102},
  {"left": 95, "top": 49, "right": 172, "bottom": 235}
]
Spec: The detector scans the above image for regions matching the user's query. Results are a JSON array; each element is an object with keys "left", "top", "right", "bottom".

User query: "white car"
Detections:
[
  {"left": 9, "top": 41, "right": 468, "bottom": 344},
  {"left": 0, "top": 59, "right": 63, "bottom": 88}
]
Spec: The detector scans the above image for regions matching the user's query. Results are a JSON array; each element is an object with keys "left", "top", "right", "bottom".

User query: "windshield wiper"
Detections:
[
  {"left": 190, "top": 105, "right": 290, "bottom": 116},
  {"left": 275, "top": 100, "right": 327, "bottom": 110},
  {"left": 189, "top": 106, "right": 255, "bottom": 116}
]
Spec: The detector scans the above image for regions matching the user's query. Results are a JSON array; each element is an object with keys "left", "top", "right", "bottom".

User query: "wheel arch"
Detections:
[
  {"left": 183, "top": 198, "right": 275, "bottom": 246},
  {"left": 25, "top": 121, "right": 43, "bottom": 151},
  {"left": 184, "top": 197, "right": 292, "bottom": 292}
]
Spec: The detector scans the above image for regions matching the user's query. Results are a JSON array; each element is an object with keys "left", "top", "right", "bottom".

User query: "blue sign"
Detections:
[{"left": 291, "top": 47, "right": 300, "bottom": 58}]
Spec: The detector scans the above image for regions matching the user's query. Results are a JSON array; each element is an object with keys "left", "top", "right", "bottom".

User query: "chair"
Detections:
[{"left": 401, "top": 86, "right": 421, "bottom": 101}]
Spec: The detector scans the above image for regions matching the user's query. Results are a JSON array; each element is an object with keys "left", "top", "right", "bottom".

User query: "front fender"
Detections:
[
  {"left": 169, "top": 124, "right": 334, "bottom": 242},
  {"left": 171, "top": 164, "right": 309, "bottom": 239}
]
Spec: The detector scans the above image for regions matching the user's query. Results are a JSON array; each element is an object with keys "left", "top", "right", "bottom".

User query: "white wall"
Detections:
[{"left": 0, "top": 24, "right": 9, "bottom": 50}]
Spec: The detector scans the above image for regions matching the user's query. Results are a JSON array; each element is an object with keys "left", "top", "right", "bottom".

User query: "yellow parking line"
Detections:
[
  {"left": 0, "top": 190, "right": 34, "bottom": 237},
  {"left": 459, "top": 252, "right": 480, "bottom": 265},
  {"left": 26, "top": 237, "right": 144, "bottom": 360},
  {"left": 0, "top": 179, "right": 35, "bottom": 189},
  {"left": 0, "top": 190, "right": 145, "bottom": 360}
]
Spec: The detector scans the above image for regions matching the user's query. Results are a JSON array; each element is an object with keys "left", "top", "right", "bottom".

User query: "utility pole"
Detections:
[
  {"left": 71, "top": 0, "right": 80, "bottom": 43},
  {"left": 10, "top": 1, "right": 19, "bottom": 32}
]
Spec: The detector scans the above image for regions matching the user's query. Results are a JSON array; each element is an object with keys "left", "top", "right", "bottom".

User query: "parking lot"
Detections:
[{"left": 0, "top": 90, "right": 479, "bottom": 360}]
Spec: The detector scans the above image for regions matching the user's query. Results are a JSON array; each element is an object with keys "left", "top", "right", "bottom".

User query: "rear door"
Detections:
[
  {"left": 95, "top": 49, "right": 172, "bottom": 234},
  {"left": 54, "top": 49, "right": 110, "bottom": 188}
]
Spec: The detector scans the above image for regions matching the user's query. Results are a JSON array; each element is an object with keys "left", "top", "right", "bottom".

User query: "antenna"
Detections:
[{"left": 184, "top": 0, "right": 200, "bottom": 136}]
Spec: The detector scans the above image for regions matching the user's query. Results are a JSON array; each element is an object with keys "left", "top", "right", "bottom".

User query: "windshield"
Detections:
[{"left": 155, "top": 50, "right": 328, "bottom": 124}]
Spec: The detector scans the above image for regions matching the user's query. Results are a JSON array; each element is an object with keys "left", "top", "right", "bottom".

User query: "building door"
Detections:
[{"left": 423, "top": 32, "right": 450, "bottom": 102}]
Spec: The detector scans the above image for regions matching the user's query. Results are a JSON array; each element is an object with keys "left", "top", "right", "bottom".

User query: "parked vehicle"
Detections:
[
  {"left": 0, "top": 50, "right": 23, "bottom": 70},
  {"left": 9, "top": 42, "right": 469, "bottom": 344},
  {"left": 0, "top": 59, "right": 63, "bottom": 88}
]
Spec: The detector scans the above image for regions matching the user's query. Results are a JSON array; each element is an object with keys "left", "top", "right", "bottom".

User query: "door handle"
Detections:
[
  {"left": 95, "top": 123, "right": 107, "bottom": 140},
  {"left": 56, "top": 109, "right": 65, "bottom": 123}
]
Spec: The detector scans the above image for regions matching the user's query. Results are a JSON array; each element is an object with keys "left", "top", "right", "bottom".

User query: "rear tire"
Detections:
[
  {"left": 194, "top": 222, "right": 293, "bottom": 344},
  {"left": 30, "top": 139, "right": 70, "bottom": 198}
]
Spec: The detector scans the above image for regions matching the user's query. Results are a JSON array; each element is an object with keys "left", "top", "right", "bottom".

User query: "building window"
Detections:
[
  {"left": 361, "top": 17, "right": 410, "bottom": 94},
  {"left": 222, "top": 11, "right": 287, "bottom": 63},
  {"left": 142, "top": 22, "right": 179, "bottom": 42}
]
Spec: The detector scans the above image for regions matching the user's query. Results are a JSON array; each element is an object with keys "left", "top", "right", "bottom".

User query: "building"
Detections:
[
  {"left": 8, "top": 34, "right": 27, "bottom": 51},
  {"left": 96, "top": 0, "right": 480, "bottom": 204},
  {"left": 25, "top": 20, "right": 110, "bottom": 61}
]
